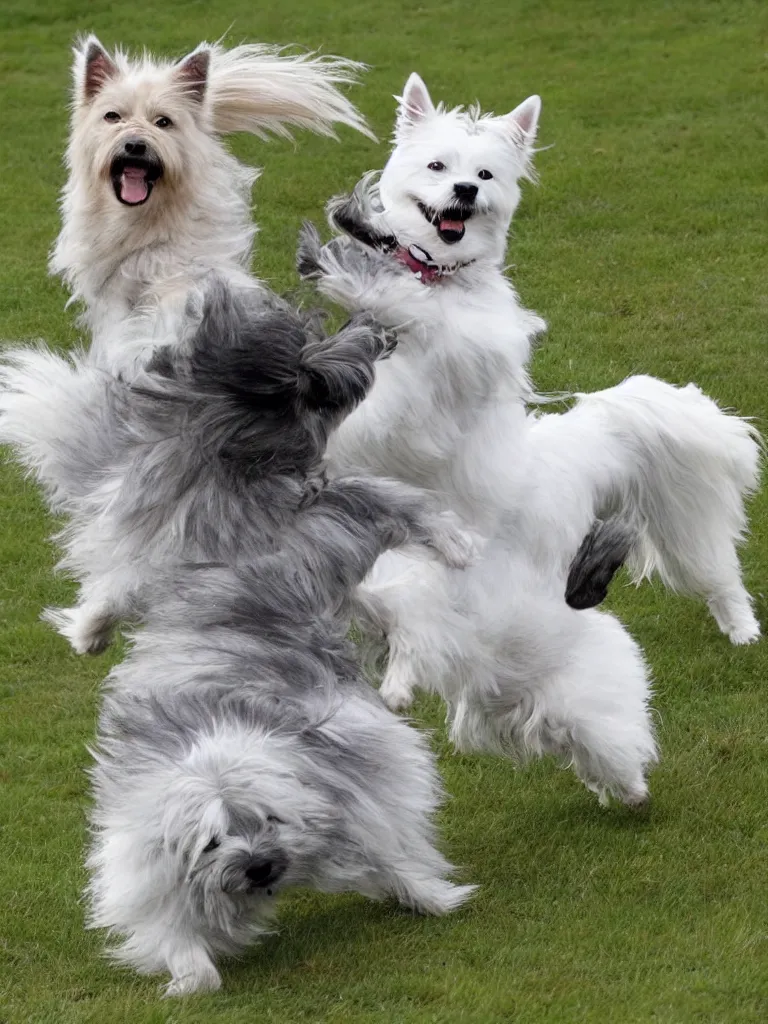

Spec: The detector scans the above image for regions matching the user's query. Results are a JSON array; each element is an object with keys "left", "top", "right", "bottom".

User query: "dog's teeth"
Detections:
[{"left": 409, "top": 244, "right": 431, "bottom": 263}]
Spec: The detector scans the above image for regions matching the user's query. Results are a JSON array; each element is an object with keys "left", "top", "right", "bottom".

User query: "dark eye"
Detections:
[
  {"left": 202, "top": 836, "right": 220, "bottom": 853},
  {"left": 104, "top": 111, "right": 121, "bottom": 123},
  {"left": 155, "top": 116, "right": 173, "bottom": 129},
  {"left": 427, "top": 161, "right": 445, "bottom": 172},
  {"left": 478, "top": 169, "right": 493, "bottom": 180},
  {"left": 266, "top": 814, "right": 284, "bottom": 825}
]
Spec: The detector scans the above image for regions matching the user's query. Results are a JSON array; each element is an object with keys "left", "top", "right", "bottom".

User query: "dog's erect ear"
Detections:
[
  {"left": 395, "top": 72, "right": 435, "bottom": 138},
  {"left": 501, "top": 95, "right": 542, "bottom": 147},
  {"left": 175, "top": 46, "right": 211, "bottom": 103},
  {"left": 77, "top": 36, "right": 118, "bottom": 102}
]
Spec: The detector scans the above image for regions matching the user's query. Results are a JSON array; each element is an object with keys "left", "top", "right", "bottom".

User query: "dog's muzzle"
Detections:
[
  {"left": 417, "top": 190, "right": 477, "bottom": 245},
  {"left": 241, "top": 852, "right": 288, "bottom": 895},
  {"left": 110, "top": 139, "right": 164, "bottom": 207}
]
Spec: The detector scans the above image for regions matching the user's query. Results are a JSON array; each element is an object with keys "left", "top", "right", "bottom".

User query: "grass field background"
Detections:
[{"left": 1, "top": 0, "right": 767, "bottom": 1021}]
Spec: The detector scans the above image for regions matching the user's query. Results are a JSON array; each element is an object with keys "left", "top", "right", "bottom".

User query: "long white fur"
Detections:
[
  {"left": 305, "top": 74, "right": 762, "bottom": 805},
  {"left": 50, "top": 35, "right": 372, "bottom": 370}
]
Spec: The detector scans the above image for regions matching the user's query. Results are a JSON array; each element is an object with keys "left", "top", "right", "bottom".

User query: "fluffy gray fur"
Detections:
[
  {"left": 0, "top": 277, "right": 473, "bottom": 653},
  {"left": 89, "top": 560, "right": 475, "bottom": 995}
]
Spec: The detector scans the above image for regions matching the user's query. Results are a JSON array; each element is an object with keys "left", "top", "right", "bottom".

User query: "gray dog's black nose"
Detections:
[
  {"left": 123, "top": 138, "right": 147, "bottom": 157},
  {"left": 244, "top": 857, "right": 283, "bottom": 886},
  {"left": 453, "top": 181, "right": 479, "bottom": 201}
]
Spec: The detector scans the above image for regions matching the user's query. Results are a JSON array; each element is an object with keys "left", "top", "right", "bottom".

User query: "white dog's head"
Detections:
[
  {"left": 67, "top": 36, "right": 371, "bottom": 216},
  {"left": 69, "top": 39, "right": 214, "bottom": 212},
  {"left": 378, "top": 73, "right": 541, "bottom": 267}
]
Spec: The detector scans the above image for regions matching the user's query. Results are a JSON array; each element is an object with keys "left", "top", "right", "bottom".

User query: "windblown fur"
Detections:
[
  {"left": 299, "top": 73, "right": 762, "bottom": 806},
  {"left": 0, "top": 277, "right": 473, "bottom": 655},
  {"left": 88, "top": 559, "right": 475, "bottom": 995},
  {"left": 50, "top": 35, "right": 373, "bottom": 370}
]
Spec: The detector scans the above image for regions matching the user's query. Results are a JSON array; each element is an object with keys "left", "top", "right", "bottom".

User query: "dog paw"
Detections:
[
  {"left": 162, "top": 968, "right": 222, "bottom": 998},
  {"left": 42, "top": 605, "right": 115, "bottom": 655},
  {"left": 379, "top": 666, "right": 417, "bottom": 711},
  {"left": 380, "top": 685, "right": 415, "bottom": 712},
  {"left": 728, "top": 621, "right": 761, "bottom": 645},
  {"left": 344, "top": 311, "right": 399, "bottom": 360},
  {"left": 379, "top": 325, "right": 399, "bottom": 359},
  {"left": 428, "top": 513, "right": 478, "bottom": 569}
]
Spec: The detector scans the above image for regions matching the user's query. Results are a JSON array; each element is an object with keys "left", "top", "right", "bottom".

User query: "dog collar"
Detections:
[{"left": 393, "top": 243, "right": 475, "bottom": 284}]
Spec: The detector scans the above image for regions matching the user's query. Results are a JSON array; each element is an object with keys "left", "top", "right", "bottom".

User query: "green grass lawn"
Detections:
[{"left": 1, "top": 0, "right": 767, "bottom": 1021}]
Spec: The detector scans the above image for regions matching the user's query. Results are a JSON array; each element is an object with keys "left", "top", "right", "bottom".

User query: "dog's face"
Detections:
[
  {"left": 378, "top": 73, "right": 541, "bottom": 267},
  {"left": 131, "top": 723, "right": 346, "bottom": 930},
  {"left": 69, "top": 37, "right": 212, "bottom": 212}
]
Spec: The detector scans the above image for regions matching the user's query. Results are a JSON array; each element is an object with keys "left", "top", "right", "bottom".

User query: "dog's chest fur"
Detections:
[{"left": 327, "top": 268, "right": 539, "bottom": 526}]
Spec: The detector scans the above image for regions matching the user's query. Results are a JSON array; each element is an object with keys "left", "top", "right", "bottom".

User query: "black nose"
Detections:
[
  {"left": 123, "top": 138, "right": 147, "bottom": 157},
  {"left": 244, "top": 858, "right": 284, "bottom": 887},
  {"left": 453, "top": 181, "right": 479, "bottom": 201}
]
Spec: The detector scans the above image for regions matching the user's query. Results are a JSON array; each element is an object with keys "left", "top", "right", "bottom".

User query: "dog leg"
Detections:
[
  {"left": 532, "top": 612, "right": 657, "bottom": 806},
  {"left": 378, "top": 635, "right": 421, "bottom": 711},
  {"left": 532, "top": 376, "right": 762, "bottom": 643},
  {"left": 449, "top": 609, "right": 657, "bottom": 806},
  {"left": 43, "top": 601, "right": 118, "bottom": 655},
  {"left": 163, "top": 944, "right": 222, "bottom": 997},
  {"left": 707, "top": 588, "right": 761, "bottom": 645}
]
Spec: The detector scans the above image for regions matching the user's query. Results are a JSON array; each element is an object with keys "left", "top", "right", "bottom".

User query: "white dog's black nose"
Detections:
[
  {"left": 123, "top": 138, "right": 147, "bottom": 157},
  {"left": 453, "top": 182, "right": 479, "bottom": 201}
]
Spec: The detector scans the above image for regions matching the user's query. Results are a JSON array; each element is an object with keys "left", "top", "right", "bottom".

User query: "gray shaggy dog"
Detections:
[
  {"left": 89, "top": 561, "right": 475, "bottom": 996},
  {"left": 0, "top": 279, "right": 473, "bottom": 653}
]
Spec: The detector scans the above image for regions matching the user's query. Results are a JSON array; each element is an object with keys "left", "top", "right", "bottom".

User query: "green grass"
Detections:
[{"left": 1, "top": 0, "right": 767, "bottom": 1020}]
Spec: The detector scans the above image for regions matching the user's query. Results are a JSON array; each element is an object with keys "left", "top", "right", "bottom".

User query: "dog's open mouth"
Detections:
[
  {"left": 417, "top": 201, "right": 474, "bottom": 244},
  {"left": 110, "top": 156, "right": 164, "bottom": 206}
]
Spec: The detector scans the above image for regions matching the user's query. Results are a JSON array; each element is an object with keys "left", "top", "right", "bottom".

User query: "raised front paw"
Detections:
[
  {"left": 428, "top": 512, "right": 479, "bottom": 570},
  {"left": 343, "top": 311, "right": 398, "bottom": 360},
  {"left": 296, "top": 221, "right": 325, "bottom": 279}
]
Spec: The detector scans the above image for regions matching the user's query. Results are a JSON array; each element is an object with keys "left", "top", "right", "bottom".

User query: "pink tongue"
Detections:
[
  {"left": 439, "top": 218, "right": 465, "bottom": 234},
  {"left": 120, "top": 168, "right": 149, "bottom": 204}
]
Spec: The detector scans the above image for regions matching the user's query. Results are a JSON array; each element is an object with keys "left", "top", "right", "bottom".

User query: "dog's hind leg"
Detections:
[
  {"left": 450, "top": 609, "right": 657, "bottom": 806},
  {"left": 532, "top": 376, "right": 761, "bottom": 643},
  {"left": 589, "top": 378, "right": 761, "bottom": 644}
]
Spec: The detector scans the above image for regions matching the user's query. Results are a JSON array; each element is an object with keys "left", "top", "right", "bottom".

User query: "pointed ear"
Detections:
[
  {"left": 78, "top": 36, "right": 118, "bottom": 102},
  {"left": 501, "top": 94, "right": 541, "bottom": 147},
  {"left": 175, "top": 46, "right": 211, "bottom": 103},
  {"left": 395, "top": 72, "right": 435, "bottom": 137}
]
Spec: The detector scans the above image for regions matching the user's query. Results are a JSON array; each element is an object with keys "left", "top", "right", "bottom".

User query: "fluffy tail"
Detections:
[
  {"left": 0, "top": 345, "right": 115, "bottom": 510},
  {"left": 207, "top": 43, "right": 375, "bottom": 140},
  {"left": 563, "top": 376, "right": 762, "bottom": 641}
]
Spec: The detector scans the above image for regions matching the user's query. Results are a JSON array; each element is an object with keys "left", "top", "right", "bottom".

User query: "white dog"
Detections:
[
  {"left": 298, "top": 74, "right": 761, "bottom": 806},
  {"left": 50, "top": 35, "right": 373, "bottom": 371}
]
